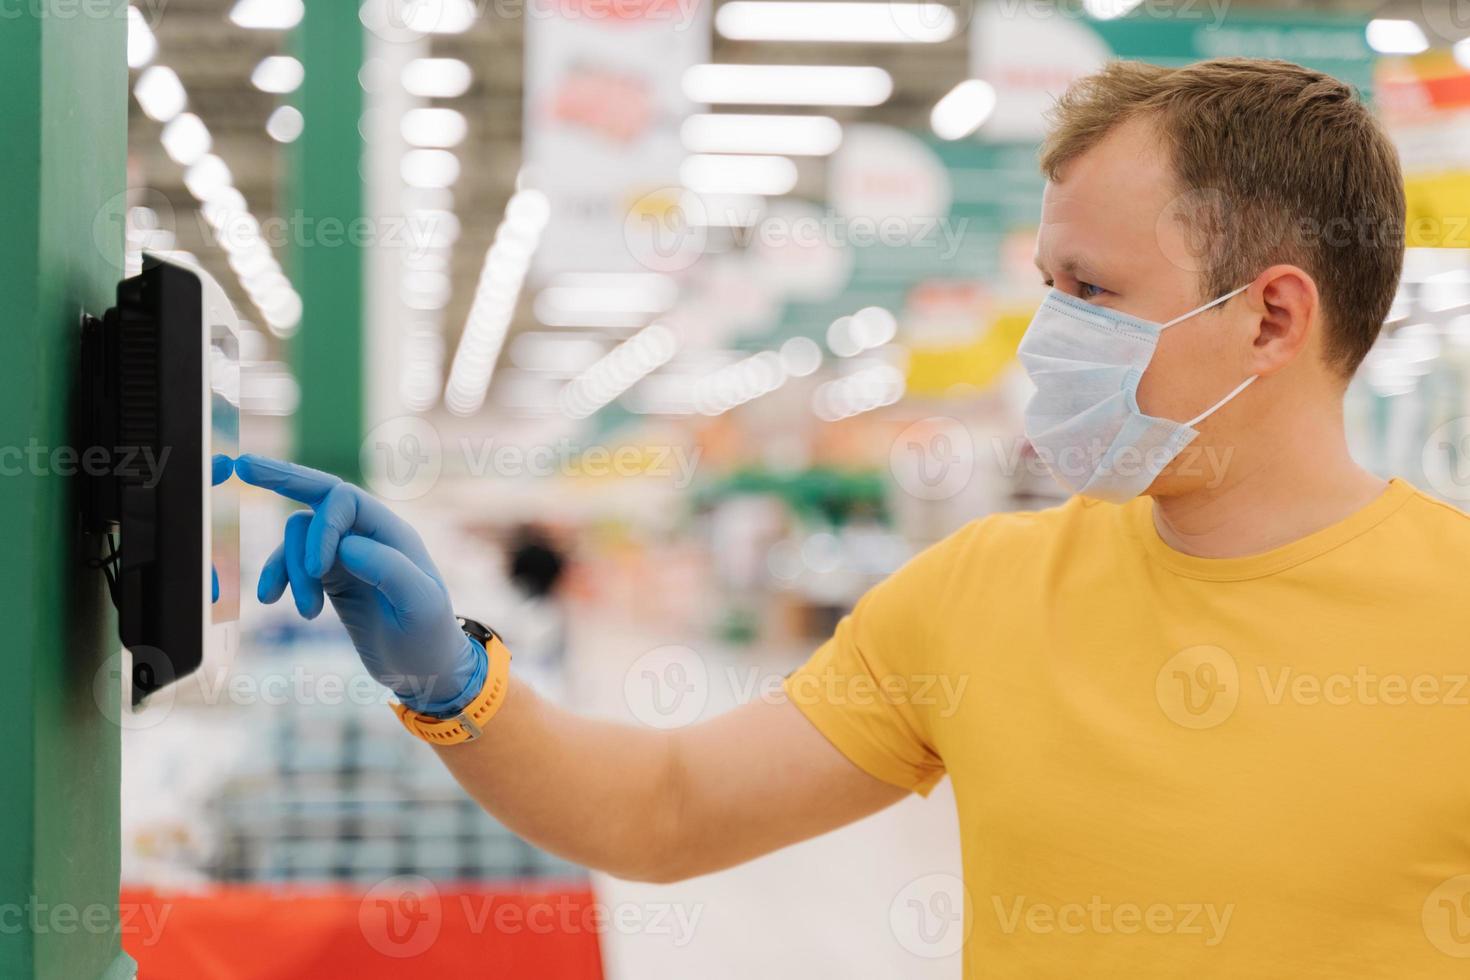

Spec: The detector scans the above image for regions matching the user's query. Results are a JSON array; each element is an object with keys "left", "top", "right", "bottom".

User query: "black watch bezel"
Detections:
[{"left": 455, "top": 616, "right": 499, "bottom": 647}]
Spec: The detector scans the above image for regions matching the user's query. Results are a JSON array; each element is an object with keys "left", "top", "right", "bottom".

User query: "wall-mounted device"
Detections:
[{"left": 81, "top": 253, "right": 240, "bottom": 705}]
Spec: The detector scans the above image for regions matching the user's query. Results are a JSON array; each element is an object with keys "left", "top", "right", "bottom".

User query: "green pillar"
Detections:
[
  {"left": 0, "top": 4, "right": 135, "bottom": 980},
  {"left": 290, "top": 0, "right": 366, "bottom": 479}
]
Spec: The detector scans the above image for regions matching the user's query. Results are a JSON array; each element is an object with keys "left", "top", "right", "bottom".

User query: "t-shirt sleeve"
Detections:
[{"left": 783, "top": 529, "right": 970, "bottom": 797}]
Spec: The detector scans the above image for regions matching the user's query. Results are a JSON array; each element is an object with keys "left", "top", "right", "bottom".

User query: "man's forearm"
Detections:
[
  {"left": 429, "top": 675, "right": 909, "bottom": 884},
  {"left": 431, "top": 676, "right": 686, "bottom": 882}
]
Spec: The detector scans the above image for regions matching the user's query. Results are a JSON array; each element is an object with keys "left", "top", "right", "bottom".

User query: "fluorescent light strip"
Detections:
[
  {"left": 134, "top": 65, "right": 187, "bottom": 122},
  {"left": 444, "top": 189, "right": 552, "bottom": 416},
  {"left": 1081, "top": 0, "right": 1144, "bottom": 18},
  {"left": 251, "top": 55, "right": 304, "bottom": 94},
  {"left": 559, "top": 322, "right": 679, "bottom": 419},
  {"left": 812, "top": 363, "right": 905, "bottom": 420},
  {"left": 229, "top": 0, "right": 304, "bottom": 30},
  {"left": 931, "top": 79, "right": 996, "bottom": 141},
  {"left": 715, "top": 2, "right": 956, "bottom": 43},
  {"left": 681, "top": 113, "right": 842, "bottom": 156},
  {"left": 127, "top": 6, "right": 157, "bottom": 68},
  {"left": 683, "top": 64, "right": 892, "bottom": 107},
  {"left": 131, "top": 63, "right": 303, "bottom": 334},
  {"left": 266, "top": 105, "right": 304, "bottom": 143},
  {"left": 537, "top": 275, "right": 678, "bottom": 316},
  {"left": 401, "top": 58, "right": 474, "bottom": 98},
  {"left": 1365, "top": 18, "right": 1429, "bottom": 55},
  {"left": 680, "top": 154, "right": 798, "bottom": 196},
  {"left": 401, "top": 108, "right": 468, "bottom": 148}
]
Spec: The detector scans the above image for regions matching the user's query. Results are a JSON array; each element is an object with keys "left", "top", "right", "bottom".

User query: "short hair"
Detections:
[{"left": 1040, "top": 58, "right": 1405, "bottom": 376}]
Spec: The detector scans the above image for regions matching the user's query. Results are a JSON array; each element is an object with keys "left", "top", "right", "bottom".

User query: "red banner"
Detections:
[{"left": 121, "top": 883, "right": 605, "bottom": 980}]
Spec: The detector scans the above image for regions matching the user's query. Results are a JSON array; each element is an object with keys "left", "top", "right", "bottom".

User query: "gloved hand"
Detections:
[
  {"left": 212, "top": 453, "right": 232, "bottom": 603},
  {"left": 234, "top": 454, "right": 486, "bottom": 715}
]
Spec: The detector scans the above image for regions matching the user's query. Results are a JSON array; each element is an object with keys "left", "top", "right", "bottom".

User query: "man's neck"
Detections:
[{"left": 1149, "top": 415, "right": 1388, "bottom": 560}]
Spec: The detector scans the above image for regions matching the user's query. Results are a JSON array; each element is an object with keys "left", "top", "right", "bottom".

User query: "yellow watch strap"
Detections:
[{"left": 392, "top": 635, "right": 512, "bottom": 746}]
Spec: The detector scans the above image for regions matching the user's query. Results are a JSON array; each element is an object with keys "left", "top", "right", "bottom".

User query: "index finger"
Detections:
[
  {"left": 212, "top": 453, "right": 233, "bottom": 486},
  {"left": 234, "top": 453, "right": 342, "bottom": 506}
]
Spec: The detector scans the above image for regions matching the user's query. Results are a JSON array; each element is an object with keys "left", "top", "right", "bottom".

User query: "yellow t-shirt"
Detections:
[{"left": 786, "top": 478, "right": 1470, "bottom": 977}]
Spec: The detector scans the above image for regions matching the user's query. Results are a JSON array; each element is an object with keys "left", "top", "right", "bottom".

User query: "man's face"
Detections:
[{"left": 1032, "top": 115, "right": 1257, "bottom": 494}]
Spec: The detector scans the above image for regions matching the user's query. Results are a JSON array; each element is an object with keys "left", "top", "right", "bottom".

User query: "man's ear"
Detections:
[{"left": 1247, "top": 264, "right": 1318, "bottom": 377}]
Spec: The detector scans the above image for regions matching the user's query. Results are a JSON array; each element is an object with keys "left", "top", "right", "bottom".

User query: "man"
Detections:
[{"left": 236, "top": 58, "right": 1470, "bottom": 976}]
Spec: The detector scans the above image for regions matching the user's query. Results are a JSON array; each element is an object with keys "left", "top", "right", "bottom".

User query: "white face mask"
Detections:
[{"left": 1017, "top": 284, "right": 1254, "bottom": 503}]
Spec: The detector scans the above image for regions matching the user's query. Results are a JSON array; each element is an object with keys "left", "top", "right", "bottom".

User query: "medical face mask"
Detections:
[{"left": 1017, "top": 284, "right": 1254, "bottom": 503}]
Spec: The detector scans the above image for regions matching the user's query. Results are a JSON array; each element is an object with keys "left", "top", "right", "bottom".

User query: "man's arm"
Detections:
[
  {"left": 233, "top": 454, "right": 908, "bottom": 883},
  {"left": 434, "top": 678, "right": 907, "bottom": 882}
]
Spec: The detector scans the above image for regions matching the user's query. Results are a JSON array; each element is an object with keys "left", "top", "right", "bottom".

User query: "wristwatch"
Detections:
[{"left": 392, "top": 617, "right": 512, "bottom": 747}]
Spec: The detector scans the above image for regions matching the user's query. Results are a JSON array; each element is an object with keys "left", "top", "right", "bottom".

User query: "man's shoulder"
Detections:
[
  {"left": 1386, "top": 481, "right": 1470, "bottom": 550},
  {"left": 915, "top": 494, "right": 1117, "bottom": 572}
]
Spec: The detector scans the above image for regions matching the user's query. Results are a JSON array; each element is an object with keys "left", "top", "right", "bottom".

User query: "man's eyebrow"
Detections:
[{"left": 1034, "top": 253, "right": 1106, "bottom": 283}]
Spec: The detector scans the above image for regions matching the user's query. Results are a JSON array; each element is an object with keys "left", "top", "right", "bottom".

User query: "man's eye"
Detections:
[{"left": 1079, "top": 282, "right": 1105, "bottom": 299}]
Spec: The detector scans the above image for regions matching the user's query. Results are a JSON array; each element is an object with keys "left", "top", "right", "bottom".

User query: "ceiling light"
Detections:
[
  {"left": 779, "top": 336, "right": 823, "bottom": 377},
  {"left": 681, "top": 113, "right": 842, "bottom": 156},
  {"left": 184, "top": 154, "right": 233, "bottom": 201},
  {"left": 229, "top": 0, "right": 304, "bottom": 30},
  {"left": 444, "top": 189, "right": 550, "bottom": 415},
  {"left": 161, "top": 113, "right": 212, "bottom": 166},
  {"left": 1365, "top": 18, "right": 1429, "bottom": 55},
  {"left": 509, "top": 333, "right": 608, "bottom": 374},
  {"left": 401, "top": 108, "right": 468, "bottom": 148},
  {"left": 683, "top": 64, "right": 892, "bottom": 106},
  {"left": 133, "top": 65, "right": 187, "bottom": 122},
  {"left": 266, "top": 105, "right": 304, "bottom": 143},
  {"left": 681, "top": 154, "right": 798, "bottom": 196},
  {"left": 538, "top": 274, "right": 679, "bottom": 315},
  {"left": 715, "top": 2, "right": 956, "bottom": 43},
  {"left": 251, "top": 55, "right": 303, "bottom": 94},
  {"left": 401, "top": 149, "right": 461, "bottom": 188},
  {"left": 1082, "top": 0, "right": 1144, "bottom": 18},
  {"left": 401, "top": 58, "right": 474, "bottom": 98},
  {"left": 931, "top": 79, "right": 997, "bottom": 140},
  {"left": 399, "top": 0, "right": 476, "bottom": 33},
  {"left": 127, "top": 6, "right": 157, "bottom": 68},
  {"left": 559, "top": 323, "right": 679, "bottom": 419}
]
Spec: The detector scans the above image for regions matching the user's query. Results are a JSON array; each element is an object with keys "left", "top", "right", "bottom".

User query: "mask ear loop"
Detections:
[
  {"left": 1160, "top": 282, "right": 1252, "bottom": 329},
  {"left": 1158, "top": 281, "right": 1257, "bottom": 427},
  {"left": 1185, "top": 374, "right": 1257, "bottom": 427}
]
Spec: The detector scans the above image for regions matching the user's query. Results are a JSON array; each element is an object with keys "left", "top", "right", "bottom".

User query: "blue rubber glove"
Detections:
[
  {"left": 211, "top": 453, "right": 233, "bottom": 603},
  {"left": 234, "top": 454, "right": 486, "bottom": 715}
]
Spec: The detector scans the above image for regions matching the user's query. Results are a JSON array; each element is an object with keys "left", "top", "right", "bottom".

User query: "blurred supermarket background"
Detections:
[{"left": 118, "top": 0, "right": 1470, "bottom": 976}]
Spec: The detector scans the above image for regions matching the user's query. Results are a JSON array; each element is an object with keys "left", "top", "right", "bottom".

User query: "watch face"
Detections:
[{"left": 456, "top": 616, "right": 498, "bottom": 643}]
